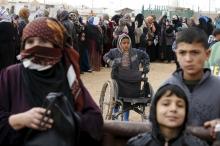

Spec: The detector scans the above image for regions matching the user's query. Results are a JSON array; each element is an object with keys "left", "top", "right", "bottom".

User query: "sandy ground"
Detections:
[{"left": 81, "top": 62, "right": 176, "bottom": 121}]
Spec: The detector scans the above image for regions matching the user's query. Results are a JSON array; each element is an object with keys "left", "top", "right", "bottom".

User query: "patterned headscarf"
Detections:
[
  {"left": 88, "top": 16, "right": 100, "bottom": 26},
  {"left": 0, "top": 8, "right": 11, "bottom": 22},
  {"left": 34, "top": 9, "right": 49, "bottom": 19},
  {"left": 22, "top": 17, "right": 64, "bottom": 49},
  {"left": 20, "top": 17, "right": 84, "bottom": 110},
  {"left": 122, "top": 13, "right": 132, "bottom": 25}
]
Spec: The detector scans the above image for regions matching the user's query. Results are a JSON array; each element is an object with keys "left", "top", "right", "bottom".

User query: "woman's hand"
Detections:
[{"left": 9, "top": 107, "right": 53, "bottom": 131}]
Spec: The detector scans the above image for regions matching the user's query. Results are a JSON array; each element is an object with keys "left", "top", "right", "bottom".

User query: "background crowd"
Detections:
[{"left": 1, "top": 6, "right": 220, "bottom": 73}]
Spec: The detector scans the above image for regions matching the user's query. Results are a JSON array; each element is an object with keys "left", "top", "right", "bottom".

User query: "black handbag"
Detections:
[{"left": 24, "top": 92, "right": 80, "bottom": 146}]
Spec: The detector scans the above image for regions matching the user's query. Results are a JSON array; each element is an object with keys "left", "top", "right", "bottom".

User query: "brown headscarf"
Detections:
[
  {"left": 21, "top": 17, "right": 83, "bottom": 111},
  {"left": 19, "top": 7, "right": 30, "bottom": 23},
  {"left": 22, "top": 18, "right": 64, "bottom": 49}
]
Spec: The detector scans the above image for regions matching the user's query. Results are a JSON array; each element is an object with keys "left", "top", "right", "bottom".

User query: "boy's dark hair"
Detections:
[
  {"left": 176, "top": 27, "right": 209, "bottom": 49},
  {"left": 153, "top": 84, "right": 188, "bottom": 105},
  {"left": 212, "top": 28, "right": 220, "bottom": 36}
]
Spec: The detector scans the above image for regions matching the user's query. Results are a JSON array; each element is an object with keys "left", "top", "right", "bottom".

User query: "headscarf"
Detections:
[
  {"left": 103, "top": 14, "right": 109, "bottom": 21},
  {"left": 22, "top": 18, "right": 64, "bottom": 49},
  {"left": 69, "top": 9, "right": 79, "bottom": 23},
  {"left": 117, "top": 33, "right": 131, "bottom": 51},
  {"left": 118, "top": 18, "right": 127, "bottom": 26},
  {"left": 113, "top": 18, "right": 128, "bottom": 36},
  {"left": 20, "top": 17, "right": 83, "bottom": 110},
  {"left": 34, "top": 9, "right": 44, "bottom": 19},
  {"left": 88, "top": 16, "right": 100, "bottom": 26},
  {"left": 19, "top": 7, "right": 30, "bottom": 23},
  {"left": 111, "top": 14, "right": 122, "bottom": 25},
  {"left": 0, "top": 8, "right": 11, "bottom": 22},
  {"left": 123, "top": 13, "right": 131, "bottom": 21},
  {"left": 199, "top": 16, "right": 209, "bottom": 24},
  {"left": 135, "top": 13, "right": 144, "bottom": 28},
  {"left": 57, "top": 10, "right": 69, "bottom": 21},
  {"left": 34, "top": 9, "right": 49, "bottom": 19},
  {"left": 44, "top": 9, "right": 50, "bottom": 17},
  {"left": 122, "top": 13, "right": 132, "bottom": 25}
]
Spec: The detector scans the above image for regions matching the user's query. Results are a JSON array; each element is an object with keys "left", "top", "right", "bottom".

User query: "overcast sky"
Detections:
[
  {"left": 40, "top": 0, "right": 220, "bottom": 12},
  {"left": 65, "top": 0, "right": 219, "bottom": 11}
]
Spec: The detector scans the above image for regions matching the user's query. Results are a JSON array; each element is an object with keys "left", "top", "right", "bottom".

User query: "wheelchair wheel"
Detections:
[{"left": 99, "top": 79, "right": 118, "bottom": 120}]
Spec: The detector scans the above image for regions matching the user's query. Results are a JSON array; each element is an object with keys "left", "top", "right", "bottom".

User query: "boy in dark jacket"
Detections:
[
  {"left": 127, "top": 84, "right": 208, "bottom": 146},
  {"left": 162, "top": 27, "right": 220, "bottom": 140}
]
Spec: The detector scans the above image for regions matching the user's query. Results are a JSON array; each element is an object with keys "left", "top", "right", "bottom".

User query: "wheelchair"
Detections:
[{"left": 99, "top": 71, "right": 154, "bottom": 121}]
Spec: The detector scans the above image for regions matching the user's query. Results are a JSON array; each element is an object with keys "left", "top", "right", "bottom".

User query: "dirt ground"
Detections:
[{"left": 81, "top": 62, "right": 176, "bottom": 121}]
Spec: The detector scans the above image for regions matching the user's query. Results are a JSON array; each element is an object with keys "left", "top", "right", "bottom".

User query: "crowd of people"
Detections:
[
  {"left": 0, "top": 5, "right": 220, "bottom": 146},
  {"left": 1, "top": 6, "right": 220, "bottom": 72}
]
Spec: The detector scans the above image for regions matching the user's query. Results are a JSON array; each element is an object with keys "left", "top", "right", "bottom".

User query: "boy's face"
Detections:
[
  {"left": 156, "top": 91, "right": 186, "bottom": 129},
  {"left": 175, "top": 42, "right": 210, "bottom": 80},
  {"left": 120, "top": 38, "right": 130, "bottom": 52}
]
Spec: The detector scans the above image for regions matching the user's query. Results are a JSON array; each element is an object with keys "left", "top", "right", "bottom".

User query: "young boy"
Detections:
[
  {"left": 162, "top": 27, "right": 220, "bottom": 138},
  {"left": 103, "top": 34, "right": 150, "bottom": 121},
  {"left": 127, "top": 84, "right": 208, "bottom": 146}
]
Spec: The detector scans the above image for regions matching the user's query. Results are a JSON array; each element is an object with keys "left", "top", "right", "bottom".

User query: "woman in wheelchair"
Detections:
[{"left": 103, "top": 33, "right": 150, "bottom": 121}]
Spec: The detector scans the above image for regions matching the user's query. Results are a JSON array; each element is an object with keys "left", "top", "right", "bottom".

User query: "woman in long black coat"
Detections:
[{"left": 0, "top": 9, "right": 18, "bottom": 70}]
